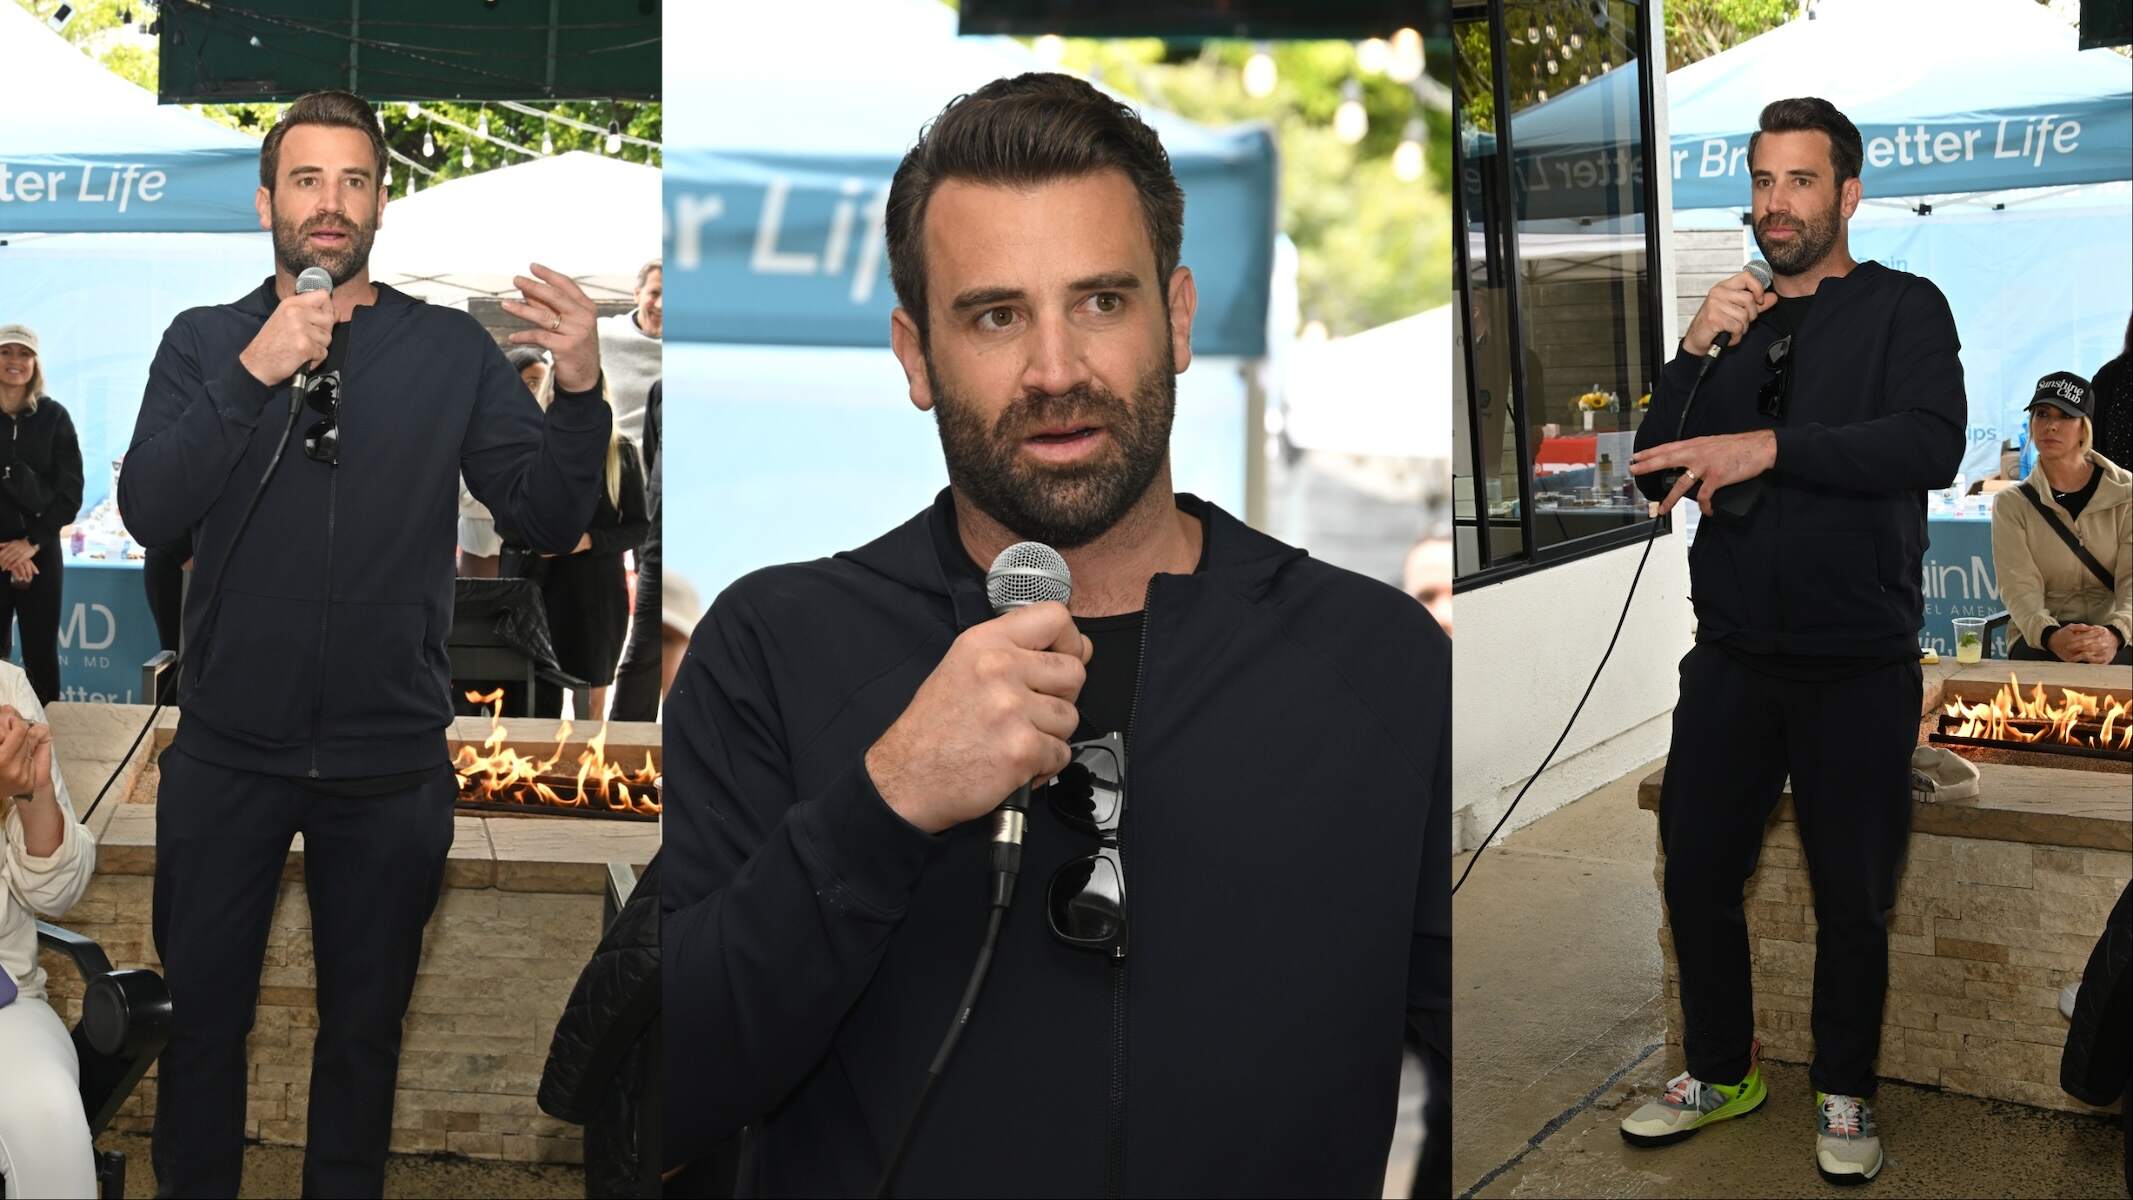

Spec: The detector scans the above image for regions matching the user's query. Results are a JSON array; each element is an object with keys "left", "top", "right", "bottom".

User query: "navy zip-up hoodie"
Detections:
[
  {"left": 1635, "top": 260, "right": 1967, "bottom": 658},
  {"left": 119, "top": 278, "right": 611, "bottom": 778},
  {"left": 665, "top": 489, "right": 1451, "bottom": 1197}
]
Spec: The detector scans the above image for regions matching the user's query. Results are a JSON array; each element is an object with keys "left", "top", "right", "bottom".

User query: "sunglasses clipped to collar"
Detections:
[
  {"left": 303, "top": 370, "right": 342, "bottom": 466},
  {"left": 1757, "top": 334, "right": 1794, "bottom": 421},
  {"left": 1043, "top": 731, "right": 1129, "bottom": 957}
]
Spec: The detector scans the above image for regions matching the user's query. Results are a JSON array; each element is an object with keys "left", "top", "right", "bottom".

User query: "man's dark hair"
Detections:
[
  {"left": 1749, "top": 97, "right": 1864, "bottom": 184},
  {"left": 259, "top": 90, "right": 389, "bottom": 190},
  {"left": 885, "top": 72, "right": 1185, "bottom": 343}
]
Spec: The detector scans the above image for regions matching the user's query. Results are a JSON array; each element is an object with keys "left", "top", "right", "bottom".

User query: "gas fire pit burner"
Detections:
[
  {"left": 452, "top": 689, "right": 661, "bottom": 821},
  {"left": 1928, "top": 672, "right": 2133, "bottom": 765}
]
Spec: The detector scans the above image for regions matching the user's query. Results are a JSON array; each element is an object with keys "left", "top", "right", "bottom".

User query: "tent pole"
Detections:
[
  {"left": 1243, "top": 358, "right": 1267, "bottom": 531},
  {"left": 348, "top": 0, "right": 361, "bottom": 93}
]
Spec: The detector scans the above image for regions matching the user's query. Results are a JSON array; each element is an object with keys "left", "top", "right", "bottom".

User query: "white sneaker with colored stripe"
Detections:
[{"left": 1815, "top": 1091, "right": 1883, "bottom": 1185}]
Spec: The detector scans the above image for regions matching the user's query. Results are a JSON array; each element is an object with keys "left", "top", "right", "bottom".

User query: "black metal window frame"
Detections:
[{"left": 1451, "top": 0, "right": 1670, "bottom": 594}]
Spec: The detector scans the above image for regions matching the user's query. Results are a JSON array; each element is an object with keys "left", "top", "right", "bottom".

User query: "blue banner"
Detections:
[
  {"left": 664, "top": 133, "right": 1276, "bottom": 355},
  {"left": 0, "top": 150, "right": 261, "bottom": 233}
]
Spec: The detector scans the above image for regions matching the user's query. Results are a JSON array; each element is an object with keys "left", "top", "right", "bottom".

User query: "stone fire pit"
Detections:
[
  {"left": 1638, "top": 659, "right": 2132, "bottom": 1115},
  {"left": 35, "top": 704, "right": 660, "bottom": 1166}
]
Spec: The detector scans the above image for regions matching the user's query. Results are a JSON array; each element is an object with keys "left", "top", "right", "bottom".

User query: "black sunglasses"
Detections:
[
  {"left": 1043, "top": 731, "right": 1128, "bottom": 957},
  {"left": 1757, "top": 334, "right": 1794, "bottom": 420},
  {"left": 303, "top": 370, "right": 342, "bottom": 466}
]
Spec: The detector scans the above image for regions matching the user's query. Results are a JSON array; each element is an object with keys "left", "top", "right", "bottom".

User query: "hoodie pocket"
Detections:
[
  {"left": 190, "top": 588, "right": 318, "bottom": 744},
  {"left": 319, "top": 600, "right": 439, "bottom": 735},
  {"left": 1777, "top": 531, "right": 1893, "bottom": 643}
]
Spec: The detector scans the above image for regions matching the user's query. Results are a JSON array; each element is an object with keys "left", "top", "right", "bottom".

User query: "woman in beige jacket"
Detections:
[
  {"left": 1990, "top": 372, "right": 2133, "bottom": 665},
  {"left": 0, "top": 659, "right": 98, "bottom": 1197}
]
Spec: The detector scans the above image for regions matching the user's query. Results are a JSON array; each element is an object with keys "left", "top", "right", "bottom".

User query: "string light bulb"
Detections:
[
  {"left": 1033, "top": 34, "right": 1065, "bottom": 67},
  {"left": 1243, "top": 43, "right": 1277, "bottom": 98},
  {"left": 605, "top": 117, "right": 623, "bottom": 155},
  {"left": 422, "top": 127, "right": 434, "bottom": 158},
  {"left": 477, "top": 109, "right": 489, "bottom": 138},
  {"left": 384, "top": 164, "right": 393, "bottom": 188},
  {"left": 1393, "top": 119, "right": 1424, "bottom": 182},
  {"left": 1357, "top": 38, "right": 1389, "bottom": 75},
  {"left": 541, "top": 124, "right": 554, "bottom": 155},
  {"left": 1388, "top": 26, "right": 1423, "bottom": 83},
  {"left": 1334, "top": 80, "right": 1368, "bottom": 145},
  {"left": 462, "top": 143, "right": 474, "bottom": 168}
]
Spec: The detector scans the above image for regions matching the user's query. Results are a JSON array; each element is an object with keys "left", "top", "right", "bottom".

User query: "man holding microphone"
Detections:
[
  {"left": 118, "top": 90, "right": 612, "bottom": 1197},
  {"left": 1618, "top": 98, "right": 1966, "bottom": 1185}
]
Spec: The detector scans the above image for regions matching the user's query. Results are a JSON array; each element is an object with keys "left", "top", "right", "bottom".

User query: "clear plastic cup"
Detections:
[{"left": 1953, "top": 617, "right": 1987, "bottom": 664}]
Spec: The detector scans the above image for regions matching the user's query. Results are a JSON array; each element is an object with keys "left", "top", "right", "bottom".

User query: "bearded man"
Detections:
[
  {"left": 118, "top": 89, "right": 612, "bottom": 1197},
  {"left": 1619, "top": 97, "right": 1966, "bottom": 1186},
  {"left": 662, "top": 72, "right": 1452, "bottom": 1198}
]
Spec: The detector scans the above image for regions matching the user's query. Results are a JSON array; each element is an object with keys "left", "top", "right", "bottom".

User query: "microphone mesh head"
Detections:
[
  {"left": 295, "top": 266, "right": 334, "bottom": 295},
  {"left": 1745, "top": 258, "right": 1774, "bottom": 289},
  {"left": 987, "top": 542, "right": 1071, "bottom": 612}
]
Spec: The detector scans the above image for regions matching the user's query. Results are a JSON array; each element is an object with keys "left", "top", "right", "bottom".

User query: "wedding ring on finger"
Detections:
[{"left": 550, "top": 317, "right": 561, "bottom": 332}]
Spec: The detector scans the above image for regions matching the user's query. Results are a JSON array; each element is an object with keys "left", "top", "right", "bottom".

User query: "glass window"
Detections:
[{"left": 1454, "top": 0, "right": 1663, "bottom": 582}]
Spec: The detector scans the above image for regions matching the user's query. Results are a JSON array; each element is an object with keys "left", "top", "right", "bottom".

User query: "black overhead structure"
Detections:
[{"left": 156, "top": 0, "right": 660, "bottom": 104}]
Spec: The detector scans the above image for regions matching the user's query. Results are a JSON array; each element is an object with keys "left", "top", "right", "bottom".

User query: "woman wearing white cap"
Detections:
[
  {"left": 0, "top": 326, "right": 85, "bottom": 704},
  {"left": 1990, "top": 371, "right": 2133, "bottom": 665},
  {"left": 0, "top": 663, "right": 100, "bottom": 1198}
]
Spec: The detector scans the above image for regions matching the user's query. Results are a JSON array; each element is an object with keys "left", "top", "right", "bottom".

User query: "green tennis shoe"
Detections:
[{"left": 1620, "top": 1047, "right": 1768, "bottom": 1147}]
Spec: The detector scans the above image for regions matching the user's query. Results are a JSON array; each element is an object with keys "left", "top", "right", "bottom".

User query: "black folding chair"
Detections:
[{"left": 3, "top": 923, "right": 176, "bottom": 1199}]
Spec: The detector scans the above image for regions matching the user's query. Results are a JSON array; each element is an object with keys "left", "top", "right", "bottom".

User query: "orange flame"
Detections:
[
  {"left": 1943, "top": 673, "right": 2133, "bottom": 751},
  {"left": 453, "top": 689, "right": 661, "bottom": 815}
]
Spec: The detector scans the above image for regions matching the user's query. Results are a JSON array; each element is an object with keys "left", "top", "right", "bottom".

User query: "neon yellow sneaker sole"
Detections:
[{"left": 1620, "top": 1065, "right": 1769, "bottom": 1147}]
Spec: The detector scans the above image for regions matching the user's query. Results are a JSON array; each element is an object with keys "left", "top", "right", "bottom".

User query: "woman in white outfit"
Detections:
[{"left": 0, "top": 659, "right": 99, "bottom": 1199}]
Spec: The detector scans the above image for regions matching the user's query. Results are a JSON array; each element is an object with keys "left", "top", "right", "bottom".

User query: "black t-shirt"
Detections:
[
  {"left": 2050, "top": 467, "right": 2102, "bottom": 521},
  {"left": 1072, "top": 612, "right": 1144, "bottom": 742},
  {"left": 1764, "top": 292, "right": 1814, "bottom": 340}
]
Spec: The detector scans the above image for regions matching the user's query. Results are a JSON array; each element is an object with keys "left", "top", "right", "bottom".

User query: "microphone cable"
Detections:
[
  {"left": 874, "top": 784, "right": 1034, "bottom": 1198},
  {"left": 80, "top": 381, "right": 308, "bottom": 826},
  {"left": 1454, "top": 342, "right": 1728, "bottom": 896}
]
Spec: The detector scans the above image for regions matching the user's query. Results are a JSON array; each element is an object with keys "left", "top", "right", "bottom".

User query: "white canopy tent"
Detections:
[{"left": 367, "top": 151, "right": 661, "bottom": 307}]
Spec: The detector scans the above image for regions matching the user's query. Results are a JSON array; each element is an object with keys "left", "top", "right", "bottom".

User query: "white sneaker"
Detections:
[{"left": 1814, "top": 1092, "right": 1883, "bottom": 1185}]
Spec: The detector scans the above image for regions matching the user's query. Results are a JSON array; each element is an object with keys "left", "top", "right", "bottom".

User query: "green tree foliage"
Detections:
[
  {"left": 1052, "top": 37, "right": 1449, "bottom": 337},
  {"left": 1663, "top": 0, "right": 1796, "bottom": 70}
]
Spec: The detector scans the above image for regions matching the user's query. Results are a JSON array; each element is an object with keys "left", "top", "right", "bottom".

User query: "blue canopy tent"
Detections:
[
  {"left": 1478, "top": 0, "right": 2131, "bottom": 219},
  {"left": 0, "top": 2, "right": 259, "bottom": 233},
  {"left": 660, "top": 0, "right": 1280, "bottom": 606},
  {"left": 0, "top": 4, "right": 269, "bottom": 698}
]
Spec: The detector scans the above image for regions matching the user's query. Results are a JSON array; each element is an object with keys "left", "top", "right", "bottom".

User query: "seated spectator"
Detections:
[
  {"left": 1990, "top": 372, "right": 2132, "bottom": 664},
  {"left": 0, "top": 660, "right": 99, "bottom": 1198}
]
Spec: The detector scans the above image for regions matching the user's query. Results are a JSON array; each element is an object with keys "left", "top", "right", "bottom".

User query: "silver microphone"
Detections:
[
  {"left": 292, "top": 266, "right": 334, "bottom": 394},
  {"left": 1705, "top": 258, "right": 1775, "bottom": 359},
  {"left": 982, "top": 542, "right": 1071, "bottom": 906}
]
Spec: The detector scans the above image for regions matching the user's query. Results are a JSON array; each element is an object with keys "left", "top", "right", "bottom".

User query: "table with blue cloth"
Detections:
[
  {"left": 1921, "top": 512, "right": 2008, "bottom": 657},
  {"left": 4, "top": 556, "right": 162, "bottom": 704}
]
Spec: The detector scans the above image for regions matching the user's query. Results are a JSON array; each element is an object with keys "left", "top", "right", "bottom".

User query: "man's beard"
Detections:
[
  {"left": 928, "top": 346, "right": 1177, "bottom": 551},
  {"left": 271, "top": 208, "right": 376, "bottom": 286},
  {"left": 1754, "top": 201, "right": 1841, "bottom": 276}
]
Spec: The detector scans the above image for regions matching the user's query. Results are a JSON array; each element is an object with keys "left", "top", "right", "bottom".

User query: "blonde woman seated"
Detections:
[
  {"left": 1991, "top": 372, "right": 2132, "bottom": 665},
  {"left": 0, "top": 660, "right": 99, "bottom": 1199}
]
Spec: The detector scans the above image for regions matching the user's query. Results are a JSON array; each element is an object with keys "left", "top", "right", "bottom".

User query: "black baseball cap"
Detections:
[{"left": 2028, "top": 372, "right": 2093, "bottom": 419}]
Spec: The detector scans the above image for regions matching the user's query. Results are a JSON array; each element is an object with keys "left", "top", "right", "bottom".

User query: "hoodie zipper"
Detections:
[
  {"left": 1104, "top": 577, "right": 1154, "bottom": 1200},
  {"left": 306, "top": 324, "right": 345, "bottom": 778}
]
